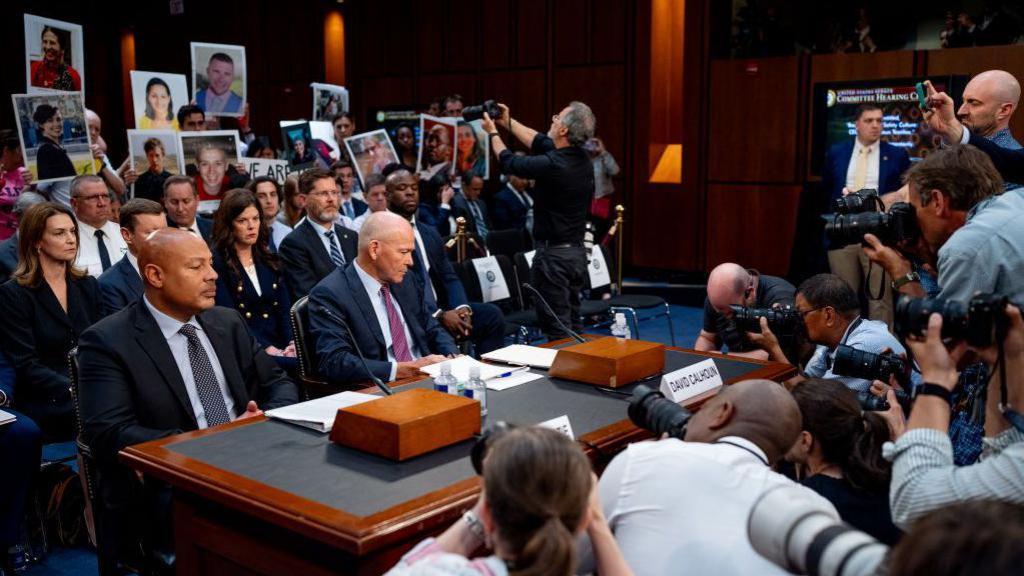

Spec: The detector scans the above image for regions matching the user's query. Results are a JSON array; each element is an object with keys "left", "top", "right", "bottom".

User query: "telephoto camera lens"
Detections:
[
  {"left": 825, "top": 202, "right": 919, "bottom": 248},
  {"left": 729, "top": 305, "right": 803, "bottom": 336},
  {"left": 895, "top": 293, "right": 1008, "bottom": 347},
  {"left": 748, "top": 484, "right": 888, "bottom": 576},
  {"left": 462, "top": 100, "right": 503, "bottom": 122},
  {"left": 627, "top": 385, "right": 692, "bottom": 440},
  {"left": 832, "top": 345, "right": 910, "bottom": 385},
  {"left": 832, "top": 189, "right": 879, "bottom": 215}
]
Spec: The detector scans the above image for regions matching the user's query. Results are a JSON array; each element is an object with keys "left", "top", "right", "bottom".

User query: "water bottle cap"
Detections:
[
  {"left": 469, "top": 366, "right": 481, "bottom": 378},
  {"left": 440, "top": 362, "right": 451, "bottom": 374},
  {"left": 615, "top": 312, "right": 626, "bottom": 324}
]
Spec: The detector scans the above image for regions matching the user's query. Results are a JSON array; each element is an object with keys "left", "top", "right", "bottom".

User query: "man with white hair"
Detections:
[
  {"left": 693, "top": 263, "right": 796, "bottom": 360},
  {"left": 308, "top": 211, "right": 456, "bottom": 383}
]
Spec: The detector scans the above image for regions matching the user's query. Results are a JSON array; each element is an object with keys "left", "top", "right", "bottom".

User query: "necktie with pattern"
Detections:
[
  {"left": 178, "top": 324, "right": 231, "bottom": 426},
  {"left": 380, "top": 284, "right": 413, "bottom": 362},
  {"left": 325, "top": 229, "right": 345, "bottom": 267}
]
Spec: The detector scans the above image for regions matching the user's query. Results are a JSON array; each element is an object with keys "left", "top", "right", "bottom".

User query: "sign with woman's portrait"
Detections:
[
  {"left": 343, "top": 130, "right": 399, "bottom": 188},
  {"left": 24, "top": 14, "right": 85, "bottom": 95},
  {"left": 130, "top": 71, "right": 189, "bottom": 131},
  {"left": 11, "top": 92, "right": 93, "bottom": 184}
]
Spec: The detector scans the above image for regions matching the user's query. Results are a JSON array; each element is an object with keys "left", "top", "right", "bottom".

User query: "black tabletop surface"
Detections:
[{"left": 167, "top": 349, "right": 766, "bottom": 517}]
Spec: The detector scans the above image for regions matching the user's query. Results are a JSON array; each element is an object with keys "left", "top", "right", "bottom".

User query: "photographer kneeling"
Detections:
[
  {"left": 885, "top": 303, "right": 1024, "bottom": 529},
  {"left": 749, "top": 273, "right": 908, "bottom": 396}
]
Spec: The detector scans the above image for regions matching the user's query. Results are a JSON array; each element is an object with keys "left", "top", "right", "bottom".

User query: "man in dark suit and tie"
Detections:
[
  {"left": 278, "top": 168, "right": 358, "bottom": 301},
  {"left": 78, "top": 228, "right": 299, "bottom": 569},
  {"left": 460, "top": 175, "right": 491, "bottom": 241},
  {"left": 162, "top": 175, "right": 213, "bottom": 244},
  {"left": 309, "top": 211, "right": 455, "bottom": 383},
  {"left": 821, "top": 103, "right": 910, "bottom": 327},
  {"left": 97, "top": 198, "right": 167, "bottom": 315},
  {"left": 386, "top": 166, "right": 506, "bottom": 355},
  {"left": 492, "top": 168, "right": 533, "bottom": 233}
]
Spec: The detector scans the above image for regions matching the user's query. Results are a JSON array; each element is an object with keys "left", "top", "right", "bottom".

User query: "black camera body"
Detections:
[
  {"left": 628, "top": 385, "right": 692, "bottom": 440},
  {"left": 462, "top": 100, "right": 503, "bottom": 122},
  {"left": 895, "top": 293, "right": 1010, "bottom": 348},
  {"left": 832, "top": 344, "right": 911, "bottom": 385},
  {"left": 860, "top": 389, "right": 910, "bottom": 412},
  {"left": 825, "top": 201, "right": 919, "bottom": 248},
  {"left": 833, "top": 188, "right": 880, "bottom": 215},
  {"left": 730, "top": 305, "right": 803, "bottom": 336}
]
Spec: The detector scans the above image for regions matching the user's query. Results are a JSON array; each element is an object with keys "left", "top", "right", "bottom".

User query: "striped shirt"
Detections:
[{"left": 884, "top": 427, "right": 1024, "bottom": 529}]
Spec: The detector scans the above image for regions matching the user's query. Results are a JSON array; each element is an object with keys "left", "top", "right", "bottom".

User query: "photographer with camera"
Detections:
[
  {"left": 581, "top": 379, "right": 835, "bottom": 574},
  {"left": 693, "top": 263, "right": 796, "bottom": 360},
  {"left": 885, "top": 303, "right": 1024, "bottom": 529},
  {"left": 478, "top": 101, "right": 595, "bottom": 340},
  {"left": 385, "top": 426, "right": 633, "bottom": 576},
  {"left": 749, "top": 274, "right": 908, "bottom": 395}
]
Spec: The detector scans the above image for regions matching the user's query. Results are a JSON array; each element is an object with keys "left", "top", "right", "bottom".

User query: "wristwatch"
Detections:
[
  {"left": 891, "top": 270, "right": 921, "bottom": 290},
  {"left": 914, "top": 383, "right": 952, "bottom": 405},
  {"left": 487, "top": 132, "right": 500, "bottom": 139}
]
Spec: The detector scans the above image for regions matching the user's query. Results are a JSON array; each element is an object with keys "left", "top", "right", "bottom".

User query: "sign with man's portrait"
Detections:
[
  {"left": 191, "top": 42, "right": 246, "bottom": 117},
  {"left": 417, "top": 114, "right": 457, "bottom": 179},
  {"left": 178, "top": 130, "right": 241, "bottom": 213}
]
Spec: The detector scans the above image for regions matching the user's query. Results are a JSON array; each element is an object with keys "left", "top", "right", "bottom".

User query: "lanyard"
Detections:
[{"left": 715, "top": 440, "right": 769, "bottom": 466}]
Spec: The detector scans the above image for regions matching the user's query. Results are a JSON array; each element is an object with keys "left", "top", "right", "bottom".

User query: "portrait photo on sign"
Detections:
[
  {"left": 281, "top": 122, "right": 315, "bottom": 169},
  {"left": 11, "top": 92, "right": 93, "bottom": 184},
  {"left": 344, "top": 129, "right": 399, "bottom": 187},
  {"left": 311, "top": 83, "right": 349, "bottom": 122},
  {"left": 456, "top": 120, "right": 489, "bottom": 179},
  {"left": 24, "top": 14, "right": 85, "bottom": 94},
  {"left": 127, "top": 130, "right": 180, "bottom": 199},
  {"left": 130, "top": 71, "right": 189, "bottom": 131},
  {"left": 191, "top": 42, "right": 246, "bottom": 117},
  {"left": 417, "top": 114, "right": 457, "bottom": 179},
  {"left": 281, "top": 120, "right": 337, "bottom": 170},
  {"left": 178, "top": 130, "right": 241, "bottom": 213}
]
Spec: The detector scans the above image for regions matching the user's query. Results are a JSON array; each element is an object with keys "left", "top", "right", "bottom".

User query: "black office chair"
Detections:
[
  {"left": 512, "top": 250, "right": 611, "bottom": 334},
  {"left": 591, "top": 244, "right": 676, "bottom": 345},
  {"left": 484, "top": 228, "right": 532, "bottom": 260},
  {"left": 290, "top": 296, "right": 332, "bottom": 399},
  {"left": 457, "top": 255, "right": 537, "bottom": 343}
]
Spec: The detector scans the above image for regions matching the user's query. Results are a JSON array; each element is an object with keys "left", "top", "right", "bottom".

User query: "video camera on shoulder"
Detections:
[
  {"left": 832, "top": 344, "right": 912, "bottom": 386},
  {"left": 825, "top": 201, "right": 919, "bottom": 249},
  {"left": 833, "top": 188, "right": 882, "bottom": 215},
  {"left": 895, "top": 293, "right": 1010, "bottom": 348},
  {"left": 729, "top": 305, "right": 803, "bottom": 336},
  {"left": 462, "top": 100, "right": 503, "bottom": 122}
]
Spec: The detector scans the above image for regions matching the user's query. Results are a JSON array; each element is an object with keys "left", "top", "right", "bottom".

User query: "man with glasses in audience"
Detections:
[{"left": 71, "top": 175, "right": 127, "bottom": 277}]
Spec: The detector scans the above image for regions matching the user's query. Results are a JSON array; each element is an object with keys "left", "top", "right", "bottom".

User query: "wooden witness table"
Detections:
[{"left": 120, "top": 341, "right": 795, "bottom": 575}]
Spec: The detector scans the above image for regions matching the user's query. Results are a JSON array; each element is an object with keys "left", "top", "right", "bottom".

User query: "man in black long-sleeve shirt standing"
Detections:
[{"left": 480, "top": 101, "right": 596, "bottom": 339}]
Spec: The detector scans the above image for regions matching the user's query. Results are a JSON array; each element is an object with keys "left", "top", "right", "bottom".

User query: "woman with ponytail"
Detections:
[
  {"left": 786, "top": 378, "right": 902, "bottom": 544},
  {"left": 386, "top": 426, "right": 633, "bottom": 576}
]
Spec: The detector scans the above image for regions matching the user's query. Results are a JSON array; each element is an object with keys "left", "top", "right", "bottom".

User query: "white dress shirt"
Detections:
[
  {"left": 844, "top": 139, "right": 881, "bottom": 191},
  {"left": 126, "top": 251, "right": 140, "bottom": 276},
  {"left": 75, "top": 220, "right": 128, "bottom": 277},
  {"left": 143, "top": 296, "right": 236, "bottom": 428},
  {"left": 269, "top": 220, "right": 292, "bottom": 250},
  {"left": 408, "top": 216, "right": 439, "bottom": 306},
  {"left": 583, "top": 436, "right": 837, "bottom": 575},
  {"left": 353, "top": 260, "right": 421, "bottom": 381}
]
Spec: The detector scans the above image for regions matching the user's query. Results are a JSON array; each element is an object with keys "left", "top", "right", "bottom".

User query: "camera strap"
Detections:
[
  {"left": 863, "top": 261, "right": 886, "bottom": 301},
  {"left": 715, "top": 439, "right": 769, "bottom": 466},
  {"left": 996, "top": 336, "right": 1024, "bottom": 434}
]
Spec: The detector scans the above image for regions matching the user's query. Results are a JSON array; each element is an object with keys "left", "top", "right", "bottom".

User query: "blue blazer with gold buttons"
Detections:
[{"left": 213, "top": 253, "right": 293, "bottom": 350}]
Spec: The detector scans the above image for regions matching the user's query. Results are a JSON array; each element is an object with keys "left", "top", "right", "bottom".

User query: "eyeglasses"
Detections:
[
  {"left": 797, "top": 306, "right": 828, "bottom": 318},
  {"left": 74, "top": 194, "right": 109, "bottom": 204},
  {"left": 308, "top": 190, "right": 340, "bottom": 199},
  {"left": 551, "top": 114, "right": 562, "bottom": 123}
]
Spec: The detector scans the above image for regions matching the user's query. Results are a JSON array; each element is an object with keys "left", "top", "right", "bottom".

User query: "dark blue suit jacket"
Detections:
[
  {"left": 308, "top": 264, "right": 457, "bottom": 383},
  {"left": 166, "top": 215, "right": 214, "bottom": 245},
  {"left": 0, "top": 234, "right": 17, "bottom": 281},
  {"left": 278, "top": 219, "right": 358, "bottom": 301},
  {"left": 821, "top": 140, "right": 910, "bottom": 209},
  {"left": 492, "top": 186, "right": 530, "bottom": 231},
  {"left": 412, "top": 221, "right": 469, "bottom": 312},
  {"left": 97, "top": 255, "right": 143, "bottom": 316},
  {"left": 213, "top": 253, "right": 293, "bottom": 350}
]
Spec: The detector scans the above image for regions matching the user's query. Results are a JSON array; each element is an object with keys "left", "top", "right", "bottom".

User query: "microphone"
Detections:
[
  {"left": 315, "top": 304, "right": 395, "bottom": 396},
  {"left": 521, "top": 282, "right": 586, "bottom": 343}
]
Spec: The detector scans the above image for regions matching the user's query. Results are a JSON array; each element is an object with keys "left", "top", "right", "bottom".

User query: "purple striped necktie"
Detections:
[{"left": 380, "top": 284, "right": 413, "bottom": 362}]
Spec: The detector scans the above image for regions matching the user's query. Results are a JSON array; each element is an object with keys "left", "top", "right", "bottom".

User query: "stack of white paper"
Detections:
[
  {"left": 419, "top": 355, "right": 517, "bottom": 382},
  {"left": 481, "top": 345, "right": 558, "bottom": 369},
  {"left": 0, "top": 409, "right": 16, "bottom": 427},
  {"left": 265, "top": 391, "right": 377, "bottom": 433}
]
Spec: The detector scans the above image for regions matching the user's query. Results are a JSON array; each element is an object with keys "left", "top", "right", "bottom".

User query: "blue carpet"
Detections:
[{"left": 22, "top": 305, "right": 704, "bottom": 576}]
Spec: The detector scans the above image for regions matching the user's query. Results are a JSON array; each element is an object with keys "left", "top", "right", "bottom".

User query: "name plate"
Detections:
[
  {"left": 660, "top": 358, "right": 723, "bottom": 403},
  {"left": 539, "top": 415, "right": 575, "bottom": 440}
]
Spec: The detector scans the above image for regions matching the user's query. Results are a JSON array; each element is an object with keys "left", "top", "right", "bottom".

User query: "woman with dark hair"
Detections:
[
  {"left": 456, "top": 121, "right": 486, "bottom": 178},
  {"left": 787, "top": 378, "right": 902, "bottom": 544},
  {"left": 245, "top": 137, "right": 276, "bottom": 159},
  {"left": 386, "top": 426, "right": 633, "bottom": 576},
  {"left": 138, "top": 77, "right": 178, "bottom": 130},
  {"left": 211, "top": 189, "right": 295, "bottom": 360},
  {"left": 32, "top": 104, "right": 76, "bottom": 181},
  {"left": 289, "top": 136, "right": 315, "bottom": 167},
  {"left": 29, "top": 26, "right": 81, "bottom": 91},
  {"left": 245, "top": 176, "right": 292, "bottom": 251},
  {"left": 394, "top": 123, "right": 418, "bottom": 169},
  {"left": 0, "top": 201, "right": 104, "bottom": 440}
]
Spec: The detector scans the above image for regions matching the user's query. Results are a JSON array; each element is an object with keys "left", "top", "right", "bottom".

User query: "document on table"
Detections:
[
  {"left": 419, "top": 355, "right": 516, "bottom": 382},
  {"left": 265, "top": 391, "right": 378, "bottom": 433},
  {"left": 0, "top": 409, "right": 15, "bottom": 427},
  {"left": 480, "top": 345, "right": 559, "bottom": 370},
  {"left": 486, "top": 370, "right": 544, "bottom": 391}
]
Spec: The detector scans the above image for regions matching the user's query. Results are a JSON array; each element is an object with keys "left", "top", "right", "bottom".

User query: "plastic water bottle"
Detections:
[
  {"left": 463, "top": 366, "right": 488, "bottom": 417},
  {"left": 434, "top": 362, "right": 457, "bottom": 394},
  {"left": 610, "top": 312, "right": 631, "bottom": 339}
]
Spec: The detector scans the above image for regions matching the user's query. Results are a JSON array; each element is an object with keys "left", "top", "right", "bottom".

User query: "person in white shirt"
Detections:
[
  {"left": 580, "top": 379, "right": 837, "bottom": 575},
  {"left": 246, "top": 176, "right": 292, "bottom": 251},
  {"left": 70, "top": 175, "right": 127, "bottom": 277},
  {"left": 350, "top": 173, "right": 388, "bottom": 232}
]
